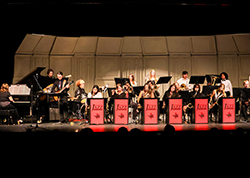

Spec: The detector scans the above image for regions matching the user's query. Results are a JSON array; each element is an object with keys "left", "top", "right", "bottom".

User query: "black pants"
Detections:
[
  {"left": 59, "top": 97, "right": 68, "bottom": 122},
  {"left": 241, "top": 103, "right": 249, "bottom": 120},
  {"left": 0, "top": 104, "right": 19, "bottom": 124},
  {"left": 210, "top": 105, "right": 222, "bottom": 123}
]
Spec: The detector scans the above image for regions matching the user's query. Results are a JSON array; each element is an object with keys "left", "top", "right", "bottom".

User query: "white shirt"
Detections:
[
  {"left": 130, "top": 81, "right": 137, "bottom": 87},
  {"left": 221, "top": 79, "right": 233, "bottom": 96},
  {"left": 86, "top": 92, "right": 103, "bottom": 105},
  {"left": 87, "top": 92, "right": 103, "bottom": 98},
  {"left": 177, "top": 77, "right": 193, "bottom": 90}
]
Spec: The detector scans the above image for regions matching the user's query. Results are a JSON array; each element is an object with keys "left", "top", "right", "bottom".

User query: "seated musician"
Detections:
[
  {"left": 51, "top": 71, "right": 70, "bottom": 124},
  {"left": 162, "top": 83, "right": 180, "bottom": 108},
  {"left": 87, "top": 85, "right": 103, "bottom": 98},
  {"left": 75, "top": 79, "right": 87, "bottom": 102},
  {"left": 177, "top": 71, "right": 192, "bottom": 91},
  {"left": 112, "top": 84, "right": 126, "bottom": 99},
  {"left": 0, "top": 83, "right": 20, "bottom": 124},
  {"left": 240, "top": 80, "right": 250, "bottom": 122},
  {"left": 137, "top": 83, "right": 155, "bottom": 107},
  {"left": 209, "top": 83, "right": 227, "bottom": 123},
  {"left": 72, "top": 79, "right": 87, "bottom": 119},
  {"left": 86, "top": 85, "right": 103, "bottom": 122},
  {"left": 183, "top": 84, "right": 206, "bottom": 123}
]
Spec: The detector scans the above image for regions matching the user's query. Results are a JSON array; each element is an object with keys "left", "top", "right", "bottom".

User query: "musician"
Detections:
[
  {"left": 112, "top": 84, "right": 126, "bottom": 99},
  {"left": 46, "top": 69, "right": 55, "bottom": 79},
  {"left": 71, "top": 79, "right": 87, "bottom": 119},
  {"left": 137, "top": 83, "right": 155, "bottom": 106},
  {"left": 220, "top": 72, "right": 233, "bottom": 97},
  {"left": 146, "top": 80, "right": 160, "bottom": 98},
  {"left": 209, "top": 83, "right": 227, "bottom": 122},
  {"left": 176, "top": 71, "right": 192, "bottom": 91},
  {"left": 75, "top": 79, "right": 87, "bottom": 101},
  {"left": 146, "top": 69, "right": 160, "bottom": 89},
  {"left": 87, "top": 85, "right": 103, "bottom": 98},
  {"left": 123, "top": 81, "right": 138, "bottom": 120},
  {"left": 240, "top": 80, "right": 250, "bottom": 122},
  {"left": 162, "top": 83, "right": 180, "bottom": 108},
  {"left": 183, "top": 84, "right": 206, "bottom": 123},
  {"left": 129, "top": 74, "right": 137, "bottom": 87},
  {"left": 0, "top": 83, "right": 19, "bottom": 124},
  {"left": 51, "top": 71, "right": 70, "bottom": 124}
]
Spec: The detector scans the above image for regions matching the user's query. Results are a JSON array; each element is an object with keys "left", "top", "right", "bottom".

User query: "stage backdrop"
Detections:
[{"left": 13, "top": 34, "right": 250, "bottom": 98}]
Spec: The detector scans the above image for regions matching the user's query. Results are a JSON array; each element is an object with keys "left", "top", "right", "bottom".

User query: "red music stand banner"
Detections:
[
  {"left": 222, "top": 98, "right": 235, "bottom": 123},
  {"left": 143, "top": 98, "right": 158, "bottom": 124},
  {"left": 168, "top": 99, "right": 182, "bottom": 124},
  {"left": 90, "top": 99, "right": 104, "bottom": 125},
  {"left": 114, "top": 99, "right": 129, "bottom": 124},
  {"left": 194, "top": 98, "right": 208, "bottom": 124}
]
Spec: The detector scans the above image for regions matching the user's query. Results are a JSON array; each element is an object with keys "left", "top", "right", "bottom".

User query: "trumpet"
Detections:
[{"left": 123, "top": 85, "right": 133, "bottom": 92}]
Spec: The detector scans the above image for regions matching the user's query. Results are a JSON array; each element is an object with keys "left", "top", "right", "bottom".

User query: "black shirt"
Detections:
[
  {"left": 112, "top": 92, "right": 126, "bottom": 99},
  {"left": 0, "top": 91, "right": 11, "bottom": 102},
  {"left": 74, "top": 87, "right": 86, "bottom": 101}
]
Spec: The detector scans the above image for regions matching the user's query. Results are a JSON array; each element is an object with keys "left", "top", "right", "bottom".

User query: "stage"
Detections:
[{"left": 1, "top": 121, "right": 249, "bottom": 133}]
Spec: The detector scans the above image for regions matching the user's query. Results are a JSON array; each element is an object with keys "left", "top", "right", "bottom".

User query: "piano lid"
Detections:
[{"left": 15, "top": 67, "right": 56, "bottom": 91}]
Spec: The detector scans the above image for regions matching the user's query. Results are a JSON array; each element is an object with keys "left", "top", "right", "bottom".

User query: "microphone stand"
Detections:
[{"left": 26, "top": 74, "right": 49, "bottom": 131}]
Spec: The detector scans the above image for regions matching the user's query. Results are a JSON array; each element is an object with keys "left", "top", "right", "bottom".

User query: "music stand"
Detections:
[
  {"left": 133, "top": 86, "right": 144, "bottom": 96},
  {"left": 202, "top": 86, "right": 219, "bottom": 95},
  {"left": 107, "top": 88, "right": 116, "bottom": 97},
  {"left": 156, "top": 76, "right": 172, "bottom": 85},
  {"left": 189, "top": 76, "right": 205, "bottom": 84},
  {"left": 114, "top": 78, "right": 130, "bottom": 86}
]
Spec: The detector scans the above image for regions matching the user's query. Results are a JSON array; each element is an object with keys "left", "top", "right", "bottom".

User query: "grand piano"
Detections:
[{"left": 10, "top": 67, "right": 57, "bottom": 120}]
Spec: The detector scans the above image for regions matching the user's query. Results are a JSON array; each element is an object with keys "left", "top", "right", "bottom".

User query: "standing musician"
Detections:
[
  {"left": 209, "top": 83, "right": 227, "bottom": 122},
  {"left": 146, "top": 80, "right": 160, "bottom": 98},
  {"left": 123, "top": 81, "right": 138, "bottom": 120},
  {"left": 51, "top": 71, "right": 70, "bottom": 124},
  {"left": 177, "top": 71, "right": 192, "bottom": 91},
  {"left": 183, "top": 84, "right": 206, "bottom": 123},
  {"left": 145, "top": 69, "right": 160, "bottom": 89},
  {"left": 240, "top": 80, "right": 250, "bottom": 122},
  {"left": 46, "top": 69, "right": 55, "bottom": 79},
  {"left": 220, "top": 72, "right": 233, "bottom": 97},
  {"left": 129, "top": 74, "right": 137, "bottom": 87}
]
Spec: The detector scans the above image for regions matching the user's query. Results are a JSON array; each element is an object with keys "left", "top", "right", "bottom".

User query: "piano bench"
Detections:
[{"left": 0, "top": 109, "right": 17, "bottom": 125}]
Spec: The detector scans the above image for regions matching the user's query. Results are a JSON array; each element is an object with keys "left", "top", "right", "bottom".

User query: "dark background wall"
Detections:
[{"left": 2, "top": 2, "right": 249, "bottom": 85}]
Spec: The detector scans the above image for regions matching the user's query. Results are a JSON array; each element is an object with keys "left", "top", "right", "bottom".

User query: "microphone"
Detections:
[
  {"left": 65, "top": 74, "right": 72, "bottom": 78},
  {"left": 103, "top": 84, "right": 109, "bottom": 93}
]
